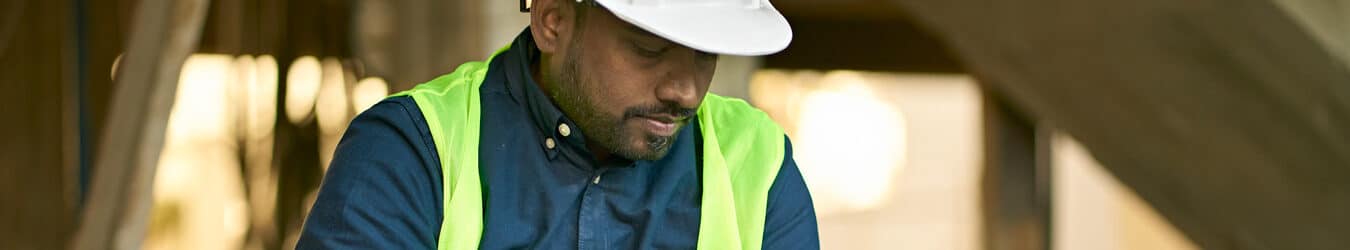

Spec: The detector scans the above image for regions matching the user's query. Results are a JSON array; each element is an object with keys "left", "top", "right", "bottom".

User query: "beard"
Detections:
[{"left": 546, "top": 45, "right": 694, "bottom": 161}]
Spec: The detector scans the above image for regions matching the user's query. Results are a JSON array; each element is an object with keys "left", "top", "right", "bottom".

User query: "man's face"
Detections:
[{"left": 543, "top": 5, "right": 718, "bottom": 160}]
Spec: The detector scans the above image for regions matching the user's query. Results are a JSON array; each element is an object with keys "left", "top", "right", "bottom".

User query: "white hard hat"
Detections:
[{"left": 589, "top": 0, "right": 793, "bottom": 56}]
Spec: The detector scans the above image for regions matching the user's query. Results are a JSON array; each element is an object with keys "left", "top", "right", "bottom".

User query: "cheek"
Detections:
[
  {"left": 582, "top": 72, "right": 649, "bottom": 112},
  {"left": 586, "top": 54, "right": 655, "bottom": 99},
  {"left": 697, "top": 67, "right": 715, "bottom": 95},
  {"left": 697, "top": 57, "right": 717, "bottom": 88},
  {"left": 573, "top": 62, "right": 641, "bottom": 116}
]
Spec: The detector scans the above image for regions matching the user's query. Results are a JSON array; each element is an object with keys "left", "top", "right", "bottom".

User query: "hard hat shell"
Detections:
[{"left": 592, "top": 0, "right": 793, "bottom": 56}]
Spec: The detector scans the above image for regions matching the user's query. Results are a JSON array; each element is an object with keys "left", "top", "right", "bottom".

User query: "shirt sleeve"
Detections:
[
  {"left": 761, "top": 136, "right": 822, "bottom": 249},
  {"left": 296, "top": 97, "right": 443, "bottom": 249}
]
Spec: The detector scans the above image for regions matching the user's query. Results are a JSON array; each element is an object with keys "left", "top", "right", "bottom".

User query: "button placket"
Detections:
[{"left": 578, "top": 170, "right": 605, "bottom": 249}]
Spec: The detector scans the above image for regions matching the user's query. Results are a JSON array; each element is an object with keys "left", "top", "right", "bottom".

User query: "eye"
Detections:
[{"left": 631, "top": 41, "right": 669, "bottom": 58}]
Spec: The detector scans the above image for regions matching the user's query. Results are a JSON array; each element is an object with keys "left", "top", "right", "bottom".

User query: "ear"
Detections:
[{"left": 530, "top": 0, "right": 568, "bottom": 53}]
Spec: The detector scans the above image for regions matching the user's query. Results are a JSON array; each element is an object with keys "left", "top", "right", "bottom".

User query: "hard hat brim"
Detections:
[{"left": 595, "top": 0, "right": 793, "bottom": 56}]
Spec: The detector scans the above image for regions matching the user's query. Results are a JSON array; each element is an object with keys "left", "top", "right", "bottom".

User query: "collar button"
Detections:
[{"left": 558, "top": 123, "right": 572, "bottom": 137}]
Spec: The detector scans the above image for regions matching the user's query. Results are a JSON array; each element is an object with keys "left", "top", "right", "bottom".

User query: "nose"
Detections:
[
  {"left": 654, "top": 50, "right": 711, "bottom": 110},
  {"left": 655, "top": 72, "right": 698, "bottom": 110}
]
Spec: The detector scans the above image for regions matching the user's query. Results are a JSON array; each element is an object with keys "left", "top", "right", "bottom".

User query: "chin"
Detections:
[{"left": 615, "top": 130, "right": 676, "bottom": 161}]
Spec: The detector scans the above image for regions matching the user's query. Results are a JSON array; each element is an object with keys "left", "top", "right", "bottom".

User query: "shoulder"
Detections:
[
  {"left": 329, "top": 95, "right": 441, "bottom": 188},
  {"left": 343, "top": 96, "right": 435, "bottom": 153},
  {"left": 297, "top": 96, "right": 444, "bottom": 249},
  {"left": 327, "top": 96, "right": 442, "bottom": 194},
  {"left": 761, "top": 136, "right": 822, "bottom": 248}
]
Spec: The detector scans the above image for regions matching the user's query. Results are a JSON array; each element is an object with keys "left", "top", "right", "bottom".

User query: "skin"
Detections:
[{"left": 529, "top": 0, "right": 718, "bottom": 161}]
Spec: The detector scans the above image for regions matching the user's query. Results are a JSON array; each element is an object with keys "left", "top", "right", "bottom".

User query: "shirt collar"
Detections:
[{"left": 500, "top": 27, "right": 637, "bottom": 167}]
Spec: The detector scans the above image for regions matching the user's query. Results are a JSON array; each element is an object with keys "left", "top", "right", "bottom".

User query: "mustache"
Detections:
[{"left": 623, "top": 103, "right": 696, "bottom": 121}]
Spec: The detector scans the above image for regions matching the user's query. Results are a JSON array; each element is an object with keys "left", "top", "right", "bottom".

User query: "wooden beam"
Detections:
[
  {"left": 1270, "top": 0, "right": 1350, "bottom": 71},
  {"left": 71, "top": 0, "right": 211, "bottom": 248},
  {"left": 0, "top": 0, "right": 79, "bottom": 248},
  {"left": 981, "top": 89, "right": 1053, "bottom": 250},
  {"left": 894, "top": 0, "right": 1350, "bottom": 248},
  {"left": 762, "top": 16, "right": 962, "bottom": 73},
  {"left": 773, "top": 0, "right": 910, "bottom": 22}
]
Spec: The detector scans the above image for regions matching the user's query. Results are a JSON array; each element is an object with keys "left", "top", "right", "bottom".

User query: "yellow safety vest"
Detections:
[{"left": 393, "top": 45, "right": 785, "bottom": 250}]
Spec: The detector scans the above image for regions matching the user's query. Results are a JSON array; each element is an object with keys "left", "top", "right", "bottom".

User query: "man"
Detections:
[{"left": 297, "top": 0, "right": 818, "bottom": 249}]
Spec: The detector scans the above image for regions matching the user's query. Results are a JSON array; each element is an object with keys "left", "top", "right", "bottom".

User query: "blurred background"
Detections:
[{"left": 2, "top": 0, "right": 1348, "bottom": 249}]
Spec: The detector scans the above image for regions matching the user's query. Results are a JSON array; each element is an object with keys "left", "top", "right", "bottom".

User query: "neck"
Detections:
[
  {"left": 530, "top": 56, "right": 551, "bottom": 97},
  {"left": 587, "top": 143, "right": 613, "bottom": 162}
]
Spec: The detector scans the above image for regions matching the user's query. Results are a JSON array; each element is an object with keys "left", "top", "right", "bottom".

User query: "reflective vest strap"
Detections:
[
  {"left": 391, "top": 45, "right": 507, "bottom": 250},
  {"left": 695, "top": 94, "right": 786, "bottom": 250}
]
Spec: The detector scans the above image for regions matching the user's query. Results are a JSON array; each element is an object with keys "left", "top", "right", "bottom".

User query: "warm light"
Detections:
[
  {"left": 1053, "top": 134, "right": 1198, "bottom": 249},
  {"left": 315, "top": 58, "right": 351, "bottom": 168},
  {"left": 245, "top": 55, "right": 279, "bottom": 231},
  {"left": 315, "top": 57, "right": 350, "bottom": 134},
  {"left": 149, "top": 54, "right": 249, "bottom": 250},
  {"left": 350, "top": 77, "right": 390, "bottom": 113},
  {"left": 792, "top": 71, "right": 907, "bottom": 214},
  {"left": 285, "top": 56, "right": 322, "bottom": 124},
  {"left": 751, "top": 70, "right": 983, "bottom": 249},
  {"left": 249, "top": 55, "right": 279, "bottom": 138},
  {"left": 231, "top": 55, "right": 258, "bottom": 128},
  {"left": 166, "top": 54, "right": 234, "bottom": 139},
  {"left": 111, "top": 53, "right": 123, "bottom": 80}
]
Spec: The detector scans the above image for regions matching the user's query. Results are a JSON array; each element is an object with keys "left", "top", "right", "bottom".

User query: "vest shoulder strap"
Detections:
[
  {"left": 392, "top": 58, "right": 494, "bottom": 250},
  {"left": 695, "top": 93, "right": 787, "bottom": 250}
]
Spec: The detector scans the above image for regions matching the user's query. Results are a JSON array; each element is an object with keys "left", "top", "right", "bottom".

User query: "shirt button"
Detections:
[
  {"left": 545, "top": 137, "right": 556, "bottom": 149},
  {"left": 558, "top": 123, "right": 571, "bottom": 137}
]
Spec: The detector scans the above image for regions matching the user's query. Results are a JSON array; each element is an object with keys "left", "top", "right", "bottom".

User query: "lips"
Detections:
[
  {"left": 636, "top": 114, "right": 686, "bottom": 137},
  {"left": 640, "top": 114, "right": 680, "bottom": 123}
]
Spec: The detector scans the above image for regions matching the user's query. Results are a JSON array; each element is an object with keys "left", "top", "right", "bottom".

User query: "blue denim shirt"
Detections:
[{"left": 297, "top": 28, "right": 819, "bottom": 249}]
